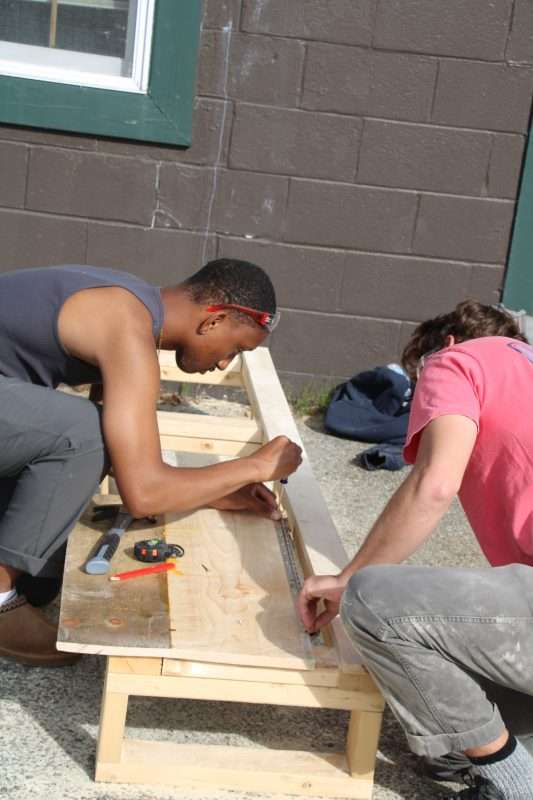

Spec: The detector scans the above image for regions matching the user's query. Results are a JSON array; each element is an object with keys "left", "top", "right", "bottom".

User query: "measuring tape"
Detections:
[
  {"left": 134, "top": 538, "right": 184, "bottom": 563},
  {"left": 275, "top": 517, "right": 318, "bottom": 666}
]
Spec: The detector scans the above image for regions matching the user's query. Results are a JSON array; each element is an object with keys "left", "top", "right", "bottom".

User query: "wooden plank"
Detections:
[
  {"left": 57, "top": 504, "right": 171, "bottom": 652},
  {"left": 165, "top": 508, "right": 312, "bottom": 670},
  {"left": 109, "top": 656, "right": 162, "bottom": 676},
  {"left": 161, "top": 658, "right": 374, "bottom": 690},
  {"left": 156, "top": 410, "right": 262, "bottom": 443},
  {"left": 105, "top": 671, "right": 384, "bottom": 711},
  {"left": 158, "top": 434, "right": 258, "bottom": 457},
  {"left": 159, "top": 350, "right": 243, "bottom": 385},
  {"left": 241, "top": 349, "right": 363, "bottom": 671},
  {"left": 157, "top": 409, "right": 262, "bottom": 456},
  {"left": 241, "top": 349, "right": 349, "bottom": 575},
  {"left": 96, "top": 739, "right": 373, "bottom": 798}
]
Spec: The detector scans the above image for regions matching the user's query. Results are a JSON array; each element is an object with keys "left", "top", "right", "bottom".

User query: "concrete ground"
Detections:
[{"left": 0, "top": 398, "right": 487, "bottom": 800}]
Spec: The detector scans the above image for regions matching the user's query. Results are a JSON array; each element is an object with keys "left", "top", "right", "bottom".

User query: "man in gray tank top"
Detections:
[{"left": 0, "top": 259, "right": 302, "bottom": 666}]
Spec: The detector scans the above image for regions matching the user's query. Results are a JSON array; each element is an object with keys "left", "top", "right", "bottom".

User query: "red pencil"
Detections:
[{"left": 109, "top": 562, "right": 176, "bottom": 582}]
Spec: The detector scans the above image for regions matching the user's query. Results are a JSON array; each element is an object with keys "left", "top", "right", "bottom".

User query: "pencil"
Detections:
[{"left": 109, "top": 562, "right": 176, "bottom": 582}]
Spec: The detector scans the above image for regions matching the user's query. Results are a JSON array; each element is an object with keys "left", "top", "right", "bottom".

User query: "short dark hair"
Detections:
[
  {"left": 402, "top": 299, "right": 527, "bottom": 381},
  {"left": 184, "top": 259, "right": 276, "bottom": 326}
]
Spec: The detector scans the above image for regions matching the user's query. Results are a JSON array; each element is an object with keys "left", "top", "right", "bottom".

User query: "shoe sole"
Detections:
[{"left": 0, "top": 648, "right": 80, "bottom": 667}]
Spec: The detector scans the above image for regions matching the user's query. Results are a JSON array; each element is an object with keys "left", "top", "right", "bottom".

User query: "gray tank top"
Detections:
[{"left": 0, "top": 265, "right": 164, "bottom": 387}]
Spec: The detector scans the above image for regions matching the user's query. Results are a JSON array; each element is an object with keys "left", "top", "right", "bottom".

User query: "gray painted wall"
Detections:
[{"left": 1, "top": 0, "right": 532, "bottom": 388}]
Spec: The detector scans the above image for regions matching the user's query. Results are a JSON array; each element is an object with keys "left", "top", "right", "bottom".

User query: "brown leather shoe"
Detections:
[{"left": 0, "top": 595, "right": 80, "bottom": 667}]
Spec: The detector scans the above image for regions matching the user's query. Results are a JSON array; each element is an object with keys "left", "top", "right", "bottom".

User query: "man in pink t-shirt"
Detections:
[
  {"left": 405, "top": 336, "right": 533, "bottom": 568},
  {"left": 298, "top": 301, "right": 533, "bottom": 800}
]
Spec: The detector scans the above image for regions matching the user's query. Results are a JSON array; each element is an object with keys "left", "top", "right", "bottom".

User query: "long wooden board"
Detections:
[
  {"left": 96, "top": 739, "right": 372, "bottom": 798},
  {"left": 241, "top": 349, "right": 364, "bottom": 671}
]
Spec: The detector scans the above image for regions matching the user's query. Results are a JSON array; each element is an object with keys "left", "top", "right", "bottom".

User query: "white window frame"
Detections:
[{"left": 0, "top": 0, "right": 155, "bottom": 93}]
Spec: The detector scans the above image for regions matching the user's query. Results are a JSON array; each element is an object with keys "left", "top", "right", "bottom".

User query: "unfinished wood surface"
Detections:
[
  {"left": 158, "top": 433, "right": 258, "bottom": 457},
  {"left": 161, "top": 657, "right": 376, "bottom": 691},
  {"left": 96, "top": 739, "right": 373, "bottom": 798},
  {"left": 110, "top": 656, "right": 162, "bottom": 675},
  {"left": 165, "top": 507, "right": 312, "bottom": 669},
  {"left": 156, "top": 410, "right": 261, "bottom": 443},
  {"left": 242, "top": 348, "right": 363, "bottom": 671},
  {"left": 105, "top": 670, "right": 382, "bottom": 711},
  {"left": 58, "top": 504, "right": 171, "bottom": 652},
  {"left": 96, "top": 667, "right": 129, "bottom": 764},
  {"left": 159, "top": 350, "right": 242, "bottom": 385},
  {"left": 58, "top": 504, "right": 312, "bottom": 669},
  {"left": 241, "top": 349, "right": 350, "bottom": 576},
  {"left": 157, "top": 410, "right": 261, "bottom": 456},
  {"left": 346, "top": 710, "right": 383, "bottom": 781}
]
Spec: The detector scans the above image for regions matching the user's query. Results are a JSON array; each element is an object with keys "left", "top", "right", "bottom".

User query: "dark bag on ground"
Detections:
[{"left": 324, "top": 365, "right": 413, "bottom": 471}]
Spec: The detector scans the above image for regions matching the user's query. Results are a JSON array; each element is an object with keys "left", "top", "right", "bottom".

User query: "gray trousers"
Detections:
[
  {"left": 0, "top": 377, "right": 107, "bottom": 577},
  {"left": 341, "top": 563, "right": 533, "bottom": 761}
]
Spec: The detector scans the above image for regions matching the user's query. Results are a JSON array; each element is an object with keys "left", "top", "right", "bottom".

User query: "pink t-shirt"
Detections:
[{"left": 404, "top": 336, "right": 533, "bottom": 567}]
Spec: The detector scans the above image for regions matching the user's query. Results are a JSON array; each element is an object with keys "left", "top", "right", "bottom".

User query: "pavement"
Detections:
[{"left": 0, "top": 396, "right": 487, "bottom": 800}]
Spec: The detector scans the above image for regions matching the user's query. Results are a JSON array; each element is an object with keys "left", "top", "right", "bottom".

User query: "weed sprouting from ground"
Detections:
[{"left": 287, "top": 384, "right": 335, "bottom": 417}]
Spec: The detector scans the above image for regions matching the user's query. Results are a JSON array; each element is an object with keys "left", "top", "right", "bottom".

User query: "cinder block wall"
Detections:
[{"left": 1, "top": 0, "right": 532, "bottom": 389}]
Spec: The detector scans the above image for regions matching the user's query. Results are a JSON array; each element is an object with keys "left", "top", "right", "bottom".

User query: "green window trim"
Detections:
[
  {"left": 0, "top": 0, "right": 202, "bottom": 145},
  {"left": 503, "top": 127, "right": 533, "bottom": 312}
]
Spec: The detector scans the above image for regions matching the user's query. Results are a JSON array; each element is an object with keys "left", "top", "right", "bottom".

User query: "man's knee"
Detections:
[
  {"left": 56, "top": 398, "right": 109, "bottom": 483},
  {"left": 341, "top": 565, "right": 396, "bottom": 643},
  {"left": 62, "top": 398, "right": 104, "bottom": 451}
]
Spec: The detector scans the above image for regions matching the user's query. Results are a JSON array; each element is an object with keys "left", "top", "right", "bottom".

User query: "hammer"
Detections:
[
  {"left": 84, "top": 508, "right": 134, "bottom": 575},
  {"left": 84, "top": 506, "right": 156, "bottom": 575}
]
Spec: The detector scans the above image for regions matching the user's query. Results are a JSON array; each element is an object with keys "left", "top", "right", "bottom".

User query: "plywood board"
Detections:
[
  {"left": 165, "top": 508, "right": 311, "bottom": 669},
  {"left": 58, "top": 504, "right": 311, "bottom": 669},
  {"left": 58, "top": 504, "right": 171, "bottom": 652}
]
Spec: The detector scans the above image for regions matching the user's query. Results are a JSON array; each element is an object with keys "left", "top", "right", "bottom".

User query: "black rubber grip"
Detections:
[{"left": 99, "top": 532, "right": 121, "bottom": 561}]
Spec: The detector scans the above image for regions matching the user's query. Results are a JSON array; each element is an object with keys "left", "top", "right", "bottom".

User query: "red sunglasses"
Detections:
[{"left": 207, "top": 303, "right": 280, "bottom": 332}]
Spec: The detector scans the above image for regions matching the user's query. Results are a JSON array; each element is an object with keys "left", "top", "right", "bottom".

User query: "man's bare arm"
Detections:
[
  {"left": 298, "top": 414, "right": 478, "bottom": 631},
  {"left": 58, "top": 288, "right": 301, "bottom": 517}
]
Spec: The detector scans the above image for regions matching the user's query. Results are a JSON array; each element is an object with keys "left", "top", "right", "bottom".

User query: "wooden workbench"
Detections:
[{"left": 57, "top": 348, "right": 384, "bottom": 798}]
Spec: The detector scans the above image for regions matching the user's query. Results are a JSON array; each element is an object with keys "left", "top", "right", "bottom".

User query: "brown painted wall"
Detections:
[{"left": 1, "top": 0, "right": 532, "bottom": 389}]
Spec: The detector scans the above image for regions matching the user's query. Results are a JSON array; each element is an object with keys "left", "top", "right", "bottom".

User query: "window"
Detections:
[{"left": 0, "top": 0, "right": 202, "bottom": 144}]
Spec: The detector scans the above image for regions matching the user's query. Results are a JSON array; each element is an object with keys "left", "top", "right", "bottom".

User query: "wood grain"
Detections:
[
  {"left": 58, "top": 504, "right": 171, "bottom": 651},
  {"left": 166, "top": 508, "right": 312, "bottom": 669}
]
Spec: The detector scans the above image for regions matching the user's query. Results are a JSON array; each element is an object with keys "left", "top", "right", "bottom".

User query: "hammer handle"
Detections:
[{"left": 84, "top": 511, "right": 133, "bottom": 575}]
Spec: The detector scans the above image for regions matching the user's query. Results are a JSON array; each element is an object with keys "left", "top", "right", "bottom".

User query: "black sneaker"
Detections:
[
  {"left": 447, "top": 775, "right": 505, "bottom": 799},
  {"left": 418, "top": 751, "right": 471, "bottom": 783}
]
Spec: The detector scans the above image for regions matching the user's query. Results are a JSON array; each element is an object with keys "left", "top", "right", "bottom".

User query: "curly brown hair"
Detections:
[{"left": 402, "top": 300, "right": 527, "bottom": 381}]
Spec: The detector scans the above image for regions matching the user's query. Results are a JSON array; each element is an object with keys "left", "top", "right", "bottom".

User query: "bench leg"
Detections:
[
  {"left": 346, "top": 709, "right": 382, "bottom": 781},
  {"left": 95, "top": 660, "right": 129, "bottom": 771}
]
